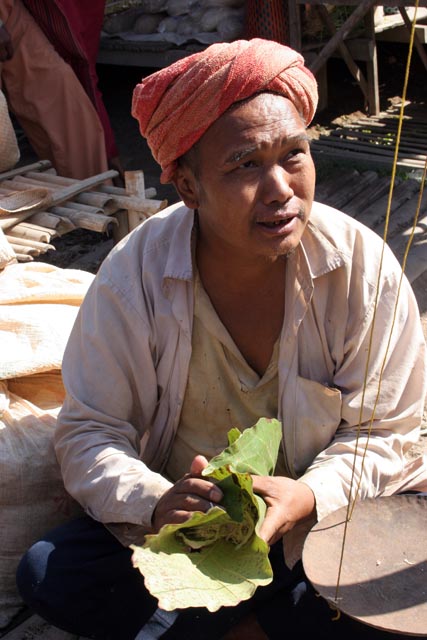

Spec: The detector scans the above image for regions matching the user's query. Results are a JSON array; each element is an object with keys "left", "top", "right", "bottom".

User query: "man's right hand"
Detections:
[
  {"left": 151, "top": 455, "right": 223, "bottom": 532},
  {"left": 0, "top": 24, "right": 13, "bottom": 62}
]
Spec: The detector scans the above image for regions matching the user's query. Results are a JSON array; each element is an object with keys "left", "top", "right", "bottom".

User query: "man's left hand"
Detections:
[{"left": 251, "top": 476, "right": 315, "bottom": 545}]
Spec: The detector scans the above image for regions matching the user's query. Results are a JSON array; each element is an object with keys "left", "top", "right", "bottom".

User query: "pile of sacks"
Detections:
[
  {"left": 0, "top": 229, "right": 93, "bottom": 628},
  {"left": 103, "top": 0, "right": 246, "bottom": 44}
]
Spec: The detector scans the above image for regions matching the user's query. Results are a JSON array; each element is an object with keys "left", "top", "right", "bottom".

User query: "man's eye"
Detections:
[
  {"left": 239, "top": 159, "right": 257, "bottom": 169},
  {"left": 288, "top": 148, "right": 305, "bottom": 158}
]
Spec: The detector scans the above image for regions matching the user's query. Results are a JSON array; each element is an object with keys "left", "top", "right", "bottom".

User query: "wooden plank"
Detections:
[
  {"left": 311, "top": 137, "right": 427, "bottom": 161},
  {"left": 342, "top": 174, "right": 393, "bottom": 217},
  {"left": 320, "top": 129, "right": 427, "bottom": 153},
  {"left": 315, "top": 169, "right": 360, "bottom": 202},
  {"left": 376, "top": 188, "right": 427, "bottom": 240},
  {"left": 397, "top": 238, "right": 427, "bottom": 283},
  {"left": 355, "top": 179, "right": 421, "bottom": 228},
  {"left": 320, "top": 170, "right": 379, "bottom": 210},
  {"left": 312, "top": 146, "right": 426, "bottom": 169}
]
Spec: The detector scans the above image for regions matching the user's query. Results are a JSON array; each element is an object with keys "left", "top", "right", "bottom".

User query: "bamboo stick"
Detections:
[
  {"left": 13, "top": 252, "right": 33, "bottom": 262},
  {"left": 7, "top": 227, "right": 53, "bottom": 243},
  {"left": 7, "top": 223, "right": 57, "bottom": 243},
  {"left": 49, "top": 206, "right": 116, "bottom": 233},
  {"left": 26, "top": 211, "right": 75, "bottom": 233},
  {"left": 99, "top": 184, "right": 157, "bottom": 199},
  {"left": 4, "top": 235, "right": 55, "bottom": 252},
  {"left": 0, "top": 170, "right": 118, "bottom": 230},
  {"left": 60, "top": 201, "right": 105, "bottom": 215},
  {"left": 103, "top": 193, "right": 167, "bottom": 215},
  {"left": 4, "top": 176, "right": 56, "bottom": 192},
  {"left": 0, "top": 160, "right": 52, "bottom": 181},
  {"left": 25, "top": 172, "right": 115, "bottom": 210},
  {"left": 21, "top": 172, "right": 159, "bottom": 211},
  {"left": 25, "top": 172, "right": 158, "bottom": 200},
  {"left": 25, "top": 172, "right": 72, "bottom": 186},
  {"left": 8, "top": 242, "right": 40, "bottom": 256}
]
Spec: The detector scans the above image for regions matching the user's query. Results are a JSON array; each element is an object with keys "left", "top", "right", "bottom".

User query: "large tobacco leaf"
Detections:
[{"left": 131, "top": 417, "right": 282, "bottom": 611}]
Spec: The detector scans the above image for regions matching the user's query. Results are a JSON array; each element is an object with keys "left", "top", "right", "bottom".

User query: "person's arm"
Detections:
[
  {"left": 0, "top": 22, "right": 13, "bottom": 61},
  {"left": 55, "top": 262, "right": 172, "bottom": 531}
]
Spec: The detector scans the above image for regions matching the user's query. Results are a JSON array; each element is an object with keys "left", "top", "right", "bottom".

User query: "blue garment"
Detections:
[{"left": 16, "top": 515, "right": 421, "bottom": 640}]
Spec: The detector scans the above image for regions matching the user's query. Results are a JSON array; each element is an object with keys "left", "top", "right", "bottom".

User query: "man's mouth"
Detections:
[{"left": 256, "top": 212, "right": 303, "bottom": 229}]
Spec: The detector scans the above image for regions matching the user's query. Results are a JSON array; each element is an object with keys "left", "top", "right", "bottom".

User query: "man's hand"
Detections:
[
  {"left": 0, "top": 24, "right": 13, "bottom": 62},
  {"left": 251, "top": 476, "right": 316, "bottom": 545},
  {"left": 151, "top": 455, "right": 223, "bottom": 532}
]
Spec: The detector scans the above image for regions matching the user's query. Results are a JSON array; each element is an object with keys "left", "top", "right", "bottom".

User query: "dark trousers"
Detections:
[{"left": 15, "top": 515, "right": 420, "bottom": 640}]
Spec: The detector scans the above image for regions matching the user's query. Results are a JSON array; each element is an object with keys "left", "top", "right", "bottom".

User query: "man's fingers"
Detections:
[{"left": 190, "top": 454, "right": 209, "bottom": 475}]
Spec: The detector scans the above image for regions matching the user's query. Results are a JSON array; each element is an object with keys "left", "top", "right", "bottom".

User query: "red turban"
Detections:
[{"left": 132, "top": 38, "right": 318, "bottom": 184}]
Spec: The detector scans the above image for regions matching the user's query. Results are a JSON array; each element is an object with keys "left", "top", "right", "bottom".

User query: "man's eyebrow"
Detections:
[
  {"left": 225, "top": 145, "right": 258, "bottom": 165},
  {"left": 224, "top": 134, "right": 311, "bottom": 165}
]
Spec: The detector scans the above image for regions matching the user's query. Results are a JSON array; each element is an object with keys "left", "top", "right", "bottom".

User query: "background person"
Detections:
[{"left": 0, "top": 0, "right": 112, "bottom": 179}]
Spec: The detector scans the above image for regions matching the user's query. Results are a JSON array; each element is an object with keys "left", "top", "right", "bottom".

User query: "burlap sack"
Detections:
[
  {"left": 0, "top": 375, "right": 83, "bottom": 628},
  {"left": 0, "top": 257, "right": 94, "bottom": 628},
  {"left": 0, "top": 89, "right": 20, "bottom": 173}
]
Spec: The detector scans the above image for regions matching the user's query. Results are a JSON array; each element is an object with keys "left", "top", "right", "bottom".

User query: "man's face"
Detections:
[{"left": 180, "top": 92, "right": 316, "bottom": 263}]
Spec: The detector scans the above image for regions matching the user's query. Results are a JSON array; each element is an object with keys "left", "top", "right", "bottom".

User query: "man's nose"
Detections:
[{"left": 262, "top": 164, "right": 294, "bottom": 203}]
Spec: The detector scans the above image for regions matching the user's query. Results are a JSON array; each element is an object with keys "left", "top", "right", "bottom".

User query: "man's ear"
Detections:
[{"left": 172, "top": 164, "right": 200, "bottom": 210}]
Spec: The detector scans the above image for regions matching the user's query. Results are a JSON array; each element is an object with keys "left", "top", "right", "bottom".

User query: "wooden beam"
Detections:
[
  {"left": 308, "top": 0, "right": 377, "bottom": 75},
  {"left": 314, "top": 4, "right": 369, "bottom": 101}
]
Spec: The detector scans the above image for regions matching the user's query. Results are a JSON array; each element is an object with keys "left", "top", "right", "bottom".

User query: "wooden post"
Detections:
[
  {"left": 125, "top": 171, "right": 146, "bottom": 232},
  {"left": 364, "top": 7, "right": 380, "bottom": 115}
]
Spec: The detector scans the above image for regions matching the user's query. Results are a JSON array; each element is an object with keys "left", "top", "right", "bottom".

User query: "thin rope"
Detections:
[{"left": 333, "top": 0, "right": 421, "bottom": 603}]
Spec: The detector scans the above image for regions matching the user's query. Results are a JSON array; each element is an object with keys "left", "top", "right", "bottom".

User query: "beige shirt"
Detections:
[
  {"left": 165, "top": 270, "right": 280, "bottom": 483},
  {"left": 55, "top": 202, "right": 427, "bottom": 561}
]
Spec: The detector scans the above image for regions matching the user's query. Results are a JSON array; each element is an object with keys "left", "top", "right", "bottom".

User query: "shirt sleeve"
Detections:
[
  {"left": 299, "top": 267, "right": 427, "bottom": 524},
  {"left": 54, "top": 263, "right": 173, "bottom": 536}
]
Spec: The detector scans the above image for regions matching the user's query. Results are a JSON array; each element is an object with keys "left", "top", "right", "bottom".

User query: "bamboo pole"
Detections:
[
  {"left": 99, "top": 184, "right": 157, "bottom": 199},
  {"left": 0, "top": 170, "right": 118, "bottom": 230},
  {"left": 3, "top": 176, "right": 55, "bottom": 192},
  {"left": 8, "top": 242, "right": 40, "bottom": 256},
  {"left": 11, "top": 172, "right": 161, "bottom": 214},
  {"left": 7, "top": 222, "right": 58, "bottom": 243},
  {"left": 13, "top": 253, "right": 33, "bottom": 262},
  {"left": 60, "top": 201, "right": 105, "bottom": 215},
  {"left": 26, "top": 211, "right": 75, "bottom": 233},
  {"left": 5, "top": 235, "right": 55, "bottom": 252},
  {"left": 0, "top": 160, "right": 52, "bottom": 181},
  {"left": 6, "top": 225, "right": 52, "bottom": 242},
  {"left": 49, "top": 206, "right": 116, "bottom": 233},
  {"left": 25, "top": 172, "right": 115, "bottom": 210},
  {"left": 103, "top": 193, "right": 167, "bottom": 216}
]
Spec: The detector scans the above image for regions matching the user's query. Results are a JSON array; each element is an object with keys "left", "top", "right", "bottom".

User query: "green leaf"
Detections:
[{"left": 131, "top": 417, "right": 282, "bottom": 611}]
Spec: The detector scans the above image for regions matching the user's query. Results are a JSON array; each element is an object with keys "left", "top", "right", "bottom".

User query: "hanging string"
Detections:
[{"left": 333, "top": 0, "right": 422, "bottom": 604}]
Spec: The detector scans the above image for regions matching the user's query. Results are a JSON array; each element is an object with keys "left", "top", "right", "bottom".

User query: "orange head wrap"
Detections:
[{"left": 132, "top": 38, "right": 318, "bottom": 184}]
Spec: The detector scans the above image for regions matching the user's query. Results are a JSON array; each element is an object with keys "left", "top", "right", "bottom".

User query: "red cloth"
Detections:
[
  {"left": 22, "top": 0, "right": 118, "bottom": 159},
  {"left": 132, "top": 39, "right": 318, "bottom": 184}
]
